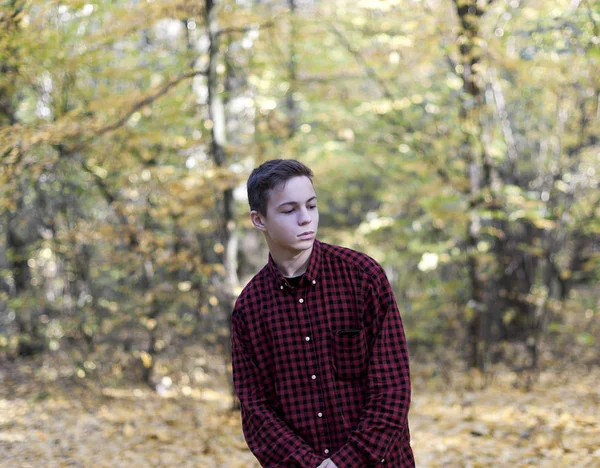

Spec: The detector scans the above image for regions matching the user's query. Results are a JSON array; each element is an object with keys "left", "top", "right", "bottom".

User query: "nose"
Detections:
[{"left": 298, "top": 207, "right": 311, "bottom": 225}]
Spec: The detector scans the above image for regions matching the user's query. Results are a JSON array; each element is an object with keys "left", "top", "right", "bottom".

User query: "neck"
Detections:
[{"left": 268, "top": 242, "right": 314, "bottom": 278}]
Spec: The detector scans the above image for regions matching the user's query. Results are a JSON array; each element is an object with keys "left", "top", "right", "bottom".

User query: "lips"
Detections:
[{"left": 298, "top": 231, "right": 314, "bottom": 238}]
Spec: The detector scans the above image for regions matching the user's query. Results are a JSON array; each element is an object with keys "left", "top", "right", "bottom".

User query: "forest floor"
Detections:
[{"left": 1, "top": 352, "right": 599, "bottom": 468}]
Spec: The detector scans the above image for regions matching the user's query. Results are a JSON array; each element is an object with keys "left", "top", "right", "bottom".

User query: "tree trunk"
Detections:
[
  {"left": 452, "top": 0, "right": 496, "bottom": 371},
  {"left": 204, "top": 0, "right": 240, "bottom": 407},
  {"left": 287, "top": 0, "right": 298, "bottom": 138}
]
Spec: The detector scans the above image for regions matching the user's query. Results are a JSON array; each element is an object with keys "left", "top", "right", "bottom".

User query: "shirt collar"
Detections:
[{"left": 267, "top": 239, "right": 322, "bottom": 290}]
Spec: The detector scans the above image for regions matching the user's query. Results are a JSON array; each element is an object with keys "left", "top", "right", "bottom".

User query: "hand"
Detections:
[{"left": 316, "top": 458, "right": 338, "bottom": 468}]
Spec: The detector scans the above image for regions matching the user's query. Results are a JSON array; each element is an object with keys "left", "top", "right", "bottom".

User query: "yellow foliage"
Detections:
[{"left": 139, "top": 351, "right": 153, "bottom": 369}]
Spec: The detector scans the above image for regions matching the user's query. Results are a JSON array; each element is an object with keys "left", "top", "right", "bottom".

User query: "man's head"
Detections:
[
  {"left": 247, "top": 159, "right": 313, "bottom": 216},
  {"left": 247, "top": 159, "right": 318, "bottom": 258}
]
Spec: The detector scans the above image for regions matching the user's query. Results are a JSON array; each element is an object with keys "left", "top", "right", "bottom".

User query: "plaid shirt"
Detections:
[{"left": 232, "top": 240, "right": 414, "bottom": 467}]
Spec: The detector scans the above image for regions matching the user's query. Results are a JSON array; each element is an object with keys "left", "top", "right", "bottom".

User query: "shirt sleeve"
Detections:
[
  {"left": 231, "top": 306, "right": 323, "bottom": 468},
  {"left": 330, "top": 267, "right": 411, "bottom": 467}
]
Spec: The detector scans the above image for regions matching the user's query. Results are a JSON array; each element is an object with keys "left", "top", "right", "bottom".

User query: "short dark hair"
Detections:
[{"left": 247, "top": 159, "right": 313, "bottom": 215}]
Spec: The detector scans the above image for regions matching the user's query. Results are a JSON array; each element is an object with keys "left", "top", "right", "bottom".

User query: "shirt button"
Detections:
[
  {"left": 324, "top": 449, "right": 329, "bottom": 454},
  {"left": 280, "top": 285, "right": 284, "bottom": 290},
  {"left": 305, "top": 336, "right": 310, "bottom": 342},
  {"left": 312, "top": 280, "right": 316, "bottom": 284},
  {"left": 299, "top": 298, "right": 304, "bottom": 303},
  {"left": 318, "top": 412, "right": 323, "bottom": 417},
  {"left": 311, "top": 374, "right": 316, "bottom": 380},
  {"left": 381, "top": 459, "right": 385, "bottom": 463}
]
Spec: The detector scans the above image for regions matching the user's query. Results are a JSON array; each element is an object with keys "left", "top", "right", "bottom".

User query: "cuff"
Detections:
[
  {"left": 292, "top": 446, "right": 324, "bottom": 468},
  {"left": 330, "top": 441, "right": 378, "bottom": 468}
]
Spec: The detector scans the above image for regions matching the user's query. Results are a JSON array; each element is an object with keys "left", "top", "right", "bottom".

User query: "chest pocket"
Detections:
[{"left": 331, "top": 328, "right": 369, "bottom": 380}]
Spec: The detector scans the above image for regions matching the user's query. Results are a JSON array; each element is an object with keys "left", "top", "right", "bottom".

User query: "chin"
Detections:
[
  {"left": 289, "top": 238, "right": 314, "bottom": 250},
  {"left": 298, "top": 239, "right": 316, "bottom": 249}
]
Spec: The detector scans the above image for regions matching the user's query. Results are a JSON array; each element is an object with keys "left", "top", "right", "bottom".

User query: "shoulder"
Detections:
[
  {"left": 320, "top": 241, "right": 386, "bottom": 282},
  {"left": 232, "top": 265, "right": 269, "bottom": 318}
]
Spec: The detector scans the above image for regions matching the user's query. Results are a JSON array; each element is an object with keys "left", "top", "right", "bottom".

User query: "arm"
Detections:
[
  {"left": 232, "top": 308, "right": 323, "bottom": 468},
  {"left": 330, "top": 269, "right": 411, "bottom": 467}
]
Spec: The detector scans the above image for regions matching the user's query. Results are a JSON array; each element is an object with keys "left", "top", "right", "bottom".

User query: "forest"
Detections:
[{"left": 0, "top": 0, "right": 598, "bottom": 466}]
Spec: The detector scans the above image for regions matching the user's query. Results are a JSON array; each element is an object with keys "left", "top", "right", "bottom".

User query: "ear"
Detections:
[{"left": 250, "top": 210, "right": 267, "bottom": 231}]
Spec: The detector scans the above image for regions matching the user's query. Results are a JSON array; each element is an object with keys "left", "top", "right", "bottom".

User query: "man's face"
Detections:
[{"left": 253, "top": 176, "right": 319, "bottom": 255}]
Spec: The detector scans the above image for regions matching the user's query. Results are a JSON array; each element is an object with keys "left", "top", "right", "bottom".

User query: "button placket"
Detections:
[
  {"left": 298, "top": 295, "right": 317, "bottom": 382},
  {"left": 295, "top": 285, "right": 330, "bottom": 453}
]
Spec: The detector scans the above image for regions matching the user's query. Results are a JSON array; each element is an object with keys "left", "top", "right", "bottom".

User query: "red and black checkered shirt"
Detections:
[{"left": 232, "top": 240, "right": 414, "bottom": 467}]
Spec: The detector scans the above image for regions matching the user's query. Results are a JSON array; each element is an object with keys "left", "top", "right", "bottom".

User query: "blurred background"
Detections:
[{"left": 0, "top": 0, "right": 598, "bottom": 466}]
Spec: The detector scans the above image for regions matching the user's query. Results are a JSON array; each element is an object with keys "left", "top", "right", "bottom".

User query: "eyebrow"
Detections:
[{"left": 277, "top": 196, "right": 317, "bottom": 209}]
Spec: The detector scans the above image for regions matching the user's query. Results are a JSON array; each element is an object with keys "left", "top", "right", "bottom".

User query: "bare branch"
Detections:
[
  {"left": 296, "top": 72, "right": 364, "bottom": 83},
  {"left": 56, "top": 69, "right": 208, "bottom": 154},
  {"left": 488, "top": 67, "right": 518, "bottom": 180},
  {"left": 79, "top": 159, "right": 139, "bottom": 247},
  {"left": 583, "top": 0, "right": 599, "bottom": 38},
  {"left": 327, "top": 22, "right": 418, "bottom": 135},
  {"left": 216, "top": 21, "right": 274, "bottom": 37},
  {"left": 92, "top": 69, "right": 208, "bottom": 140},
  {"left": 329, "top": 23, "right": 398, "bottom": 103}
]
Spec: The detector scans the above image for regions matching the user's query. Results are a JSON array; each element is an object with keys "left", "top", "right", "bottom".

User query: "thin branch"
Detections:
[
  {"left": 329, "top": 23, "right": 397, "bottom": 103},
  {"left": 216, "top": 21, "right": 274, "bottom": 37},
  {"left": 488, "top": 67, "right": 518, "bottom": 180},
  {"left": 1, "top": 69, "right": 209, "bottom": 168},
  {"left": 584, "top": 0, "right": 599, "bottom": 38},
  {"left": 79, "top": 158, "right": 139, "bottom": 247},
  {"left": 64, "top": 69, "right": 208, "bottom": 153},
  {"left": 328, "top": 22, "right": 419, "bottom": 135},
  {"left": 296, "top": 72, "right": 364, "bottom": 83},
  {"left": 92, "top": 69, "right": 208, "bottom": 139}
]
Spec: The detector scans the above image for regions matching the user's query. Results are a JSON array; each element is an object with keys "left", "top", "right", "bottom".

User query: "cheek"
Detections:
[{"left": 279, "top": 217, "right": 295, "bottom": 233}]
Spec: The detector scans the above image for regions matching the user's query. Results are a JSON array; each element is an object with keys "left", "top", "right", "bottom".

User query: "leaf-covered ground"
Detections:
[{"left": 1, "top": 357, "right": 599, "bottom": 467}]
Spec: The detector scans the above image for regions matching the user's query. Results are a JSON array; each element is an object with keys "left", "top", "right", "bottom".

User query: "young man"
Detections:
[{"left": 231, "top": 159, "right": 414, "bottom": 467}]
